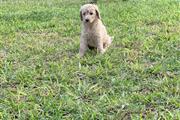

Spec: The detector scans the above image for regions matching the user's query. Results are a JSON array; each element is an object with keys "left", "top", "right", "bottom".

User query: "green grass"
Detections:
[{"left": 0, "top": 0, "right": 179, "bottom": 119}]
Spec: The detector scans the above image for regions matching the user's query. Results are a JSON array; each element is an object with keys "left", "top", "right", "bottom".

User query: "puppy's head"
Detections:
[{"left": 80, "top": 4, "right": 101, "bottom": 24}]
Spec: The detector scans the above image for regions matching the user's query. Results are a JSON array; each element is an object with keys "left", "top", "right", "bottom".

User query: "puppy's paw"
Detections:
[
  {"left": 97, "top": 48, "right": 105, "bottom": 54},
  {"left": 79, "top": 52, "right": 84, "bottom": 57}
]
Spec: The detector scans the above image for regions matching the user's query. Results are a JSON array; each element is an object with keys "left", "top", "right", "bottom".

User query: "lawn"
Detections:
[{"left": 0, "top": 0, "right": 179, "bottom": 119}]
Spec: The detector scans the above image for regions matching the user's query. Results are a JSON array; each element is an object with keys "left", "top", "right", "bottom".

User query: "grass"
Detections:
[{"left": 0, "top": 0, "right": 179, "bottom": 119}]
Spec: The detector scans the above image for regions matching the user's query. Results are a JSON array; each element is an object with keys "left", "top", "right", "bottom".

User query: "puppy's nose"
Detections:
[{"left": 85, "top": 19, "right": 89, "bottom": 22}]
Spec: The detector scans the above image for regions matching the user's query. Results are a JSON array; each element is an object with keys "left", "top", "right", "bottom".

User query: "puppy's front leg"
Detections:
[
  {"left": 97, "top": 39, "right": 105, "bottom": 54},
  {"left": 79, "top": 38, "right": 88, "bottom": 57}
]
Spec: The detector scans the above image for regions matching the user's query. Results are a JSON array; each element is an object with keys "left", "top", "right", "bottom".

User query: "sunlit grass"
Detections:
[{"left": 0, "top": 0, "right": 179, "bottom": 119}]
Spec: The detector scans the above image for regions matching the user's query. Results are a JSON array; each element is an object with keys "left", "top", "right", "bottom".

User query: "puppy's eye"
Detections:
[
  {"left": 90, "top": 12, "right": 93, "bottom": 15},
  {"left": 83, "top": 13, "right": 86, "bottom": 16}
]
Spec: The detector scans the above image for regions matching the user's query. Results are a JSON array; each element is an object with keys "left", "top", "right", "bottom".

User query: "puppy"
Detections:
[{"left": 79, "top": 4, "right": 112, "bottom": 57}]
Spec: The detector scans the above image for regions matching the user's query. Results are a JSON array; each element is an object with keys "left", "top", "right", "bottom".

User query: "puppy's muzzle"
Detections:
[{"left": 85, "top": 19, "right": 89, "bottom": 22}]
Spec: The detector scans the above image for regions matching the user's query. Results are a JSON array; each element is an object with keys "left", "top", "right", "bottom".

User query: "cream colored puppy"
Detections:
[{"left": 79, "top": 4, "right": 112, "bottom": 57}]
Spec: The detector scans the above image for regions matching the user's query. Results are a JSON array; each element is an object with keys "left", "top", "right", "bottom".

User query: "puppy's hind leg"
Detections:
[{"left": 103, "top": 36, "right": 113, "bottom": 49}]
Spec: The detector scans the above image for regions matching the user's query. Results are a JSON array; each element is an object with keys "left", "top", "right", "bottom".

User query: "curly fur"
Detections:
[{"left": 79, "top": 4, "right": 112, "bottom": 57}]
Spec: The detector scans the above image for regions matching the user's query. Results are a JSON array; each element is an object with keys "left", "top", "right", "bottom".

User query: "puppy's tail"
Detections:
[
  {"left": 108, "top": 36, "right": 114, "bottom": 45},
  {"left": 104, "top": 36, "right": 113, "bottom": 49},
  {"left": 110, "top": 36, "right": 114, "bottom": 41}
]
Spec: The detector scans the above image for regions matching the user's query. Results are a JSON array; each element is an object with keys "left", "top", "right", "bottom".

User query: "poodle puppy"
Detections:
[{"left": 79, "top": 4, "right": 112, "bottom": 57}]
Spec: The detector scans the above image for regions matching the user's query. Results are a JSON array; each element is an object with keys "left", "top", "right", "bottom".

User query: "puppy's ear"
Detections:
[
  {"left": 96, "top": 9, "right": 101, "bottom": 19},
  {"left": 80, "top": 10, "right": 83, "bottom": 21},
  {"left": 94, "top": 5, "right": 101, "bottom": 19}
]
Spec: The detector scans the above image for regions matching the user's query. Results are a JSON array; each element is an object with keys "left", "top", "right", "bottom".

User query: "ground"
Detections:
[{"left": 0, "top": 0, "right": 179, "bottom": 119}]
